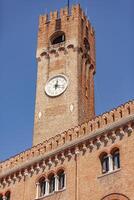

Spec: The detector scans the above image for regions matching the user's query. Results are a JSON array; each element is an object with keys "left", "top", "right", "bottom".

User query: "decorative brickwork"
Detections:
[
  {"left": 33, "top": 4, "right": 96, "bottom": 145},
  {"left": 0, "top": 4, "right": 134, "bottom": 200},
  {"left": 0, "top": 100, "right": 134, "bottom": 183}
]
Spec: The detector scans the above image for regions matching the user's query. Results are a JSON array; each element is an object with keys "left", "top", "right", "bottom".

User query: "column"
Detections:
[
  {"left": 45, "top": 179, "right": 49, "bottom": 195},
  {"left": 108, "top": 154, "right": 113, "bottom": 172},
  {"left": 36, "top": 182, "right": 40, "bottom": 199},
  {"left": 55, "top": 175, "right": 58, "bottom": 191}
]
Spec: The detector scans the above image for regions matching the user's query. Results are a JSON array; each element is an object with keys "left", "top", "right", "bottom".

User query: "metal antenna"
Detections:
[
  {"left": 67, "top": 0, "right": 70, "bottom": 15},
  {"left": 85, "top": 8, "right": 88, "bottom": 16}
]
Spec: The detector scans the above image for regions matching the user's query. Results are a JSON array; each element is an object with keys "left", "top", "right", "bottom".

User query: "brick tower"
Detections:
[
  {"left": 1, "top": 4, "right": 134, "bottom": 200},
  {"left": 33, "top": 4, "right": 96, "bottom": 145}
]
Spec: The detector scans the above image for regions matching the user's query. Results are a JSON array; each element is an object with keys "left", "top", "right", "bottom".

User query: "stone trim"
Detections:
[{"left": 98, "top": 168, "right": 121, "bottom": 179}]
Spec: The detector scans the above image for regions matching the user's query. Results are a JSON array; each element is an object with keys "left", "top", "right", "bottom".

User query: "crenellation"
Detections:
[
  {"left": 61, "top": 132, "right": 67, "bottom": 145},
  {"left": 66, "top": 129, "right": 74, "bottom": 141},
  {"left": 74, "top": 126, "right": 80, "bottom": 138},
  {"left": 0, "top": 100, "right": 134, "bottom": 181},
  {"left": 80, "top": 123, "right": 87, "bottom": 136},
  {"left": 39, "top": 15, "right": 48, "bottom": 25},
  {"left": 90, "top": 26, "right": 95, "bottom": 36},
  {"left": 71, "top": 4, "right": 81, "bottom": 18},
  {"left": 50, "top": 11, "right": 58, "bottom": 21},
  {"left": 86, "top": 19, "right": 91, "bottom": 30},
  {"left": 60, "top": 7, "right": 68, "bottom": 18},
  {"left": 81, "top": 9, "right": 86, "bottom": 19}
]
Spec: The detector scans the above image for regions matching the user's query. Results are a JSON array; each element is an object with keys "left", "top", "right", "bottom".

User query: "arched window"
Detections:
[
  {"left": 39, "top": 177, "right": 46, "bottom": 197},
  {"left": 48, "top": 174, "right": 55, "bottom": 194},
  {"left": 50, "top": 31, "right": 65, "bottom": 45},
  {"left": 112, "top": 149, "right": 120, "bottom": 170},
  {"left": 5, "top": 191, "right": 10, "bottom": 200},
  {"left": 0, "top": 194, "right": 3, "bottom": 200},
  {"left": 57, "top": 169, "right": 65, "bottom": 190},
  {"left": 100, "top": 153, "right": 109, "bottom": 174},
  {"left": 100, "top": 149, "right": 120, "bottom": 174}
]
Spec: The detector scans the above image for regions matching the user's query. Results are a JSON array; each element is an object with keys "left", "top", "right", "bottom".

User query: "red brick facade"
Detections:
[{"left": 0, "top": 4, "right": 134, "bottom": 200}]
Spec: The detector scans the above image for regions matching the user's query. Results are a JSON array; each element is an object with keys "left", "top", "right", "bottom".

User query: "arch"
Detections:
[
  {"left": 57, "top": 169, "right": 65, "bottom": 190},
  {"left": 56, "top": 166, "right": 66, "bottom": 174},
  {"left": 110, "top": 147, "right": 119, "bottom": 155},
  {"left": 50, "top": 31, "right": 65, "bottom": 45},
  {"left": 5, "top": 191, "right": 11, "bottom": 200},
  {"left": 48, "top": 173, "right": 55, "bottom": 193},
  {"left": 111, "top": 147, "right": 120, "bottom": 170},
  {"left": 99, "top": 151, "right": 108, "bottom": 160},
  {"left": 99, "top": 152, "right": 109, "bottom": 174},
  {"left": 38, "top": 176, "right": 46, "bottom": 197},
  {"left": 35, "top": 173, "right": 46, "bottom": 183},
  {"left": 101, "top": 193, "right": 130, "bottom": 200}
]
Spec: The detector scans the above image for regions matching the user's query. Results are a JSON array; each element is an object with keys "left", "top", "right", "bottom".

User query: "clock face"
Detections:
[{"left": 45, "top": 74, "right": 68, "bottom": 97}]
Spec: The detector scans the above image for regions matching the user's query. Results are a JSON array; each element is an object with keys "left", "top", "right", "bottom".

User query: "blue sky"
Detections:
[{"left": 0, "top": 0, "right": 133, "bottom": 161}]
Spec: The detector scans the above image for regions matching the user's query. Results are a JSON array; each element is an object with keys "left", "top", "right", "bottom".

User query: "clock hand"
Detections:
[
  {"left": 54, "top": 79, "right": 59, "bottom": 90},
  {"left": 57, "top": 85, "right": 64, "bottom": 88}
]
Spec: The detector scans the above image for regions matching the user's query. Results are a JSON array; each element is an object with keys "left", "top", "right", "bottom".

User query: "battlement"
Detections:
[
  {"left": 0, "top": 100, "right": 134, "bottom": 176},
  {"left": 39, "top": 4, "right": 90, "bottom": 26}
]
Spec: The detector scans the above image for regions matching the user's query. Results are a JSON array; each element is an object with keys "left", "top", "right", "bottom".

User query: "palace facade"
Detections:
[{"left": 0, "top": 4, "right": 134, "bottom": 200}]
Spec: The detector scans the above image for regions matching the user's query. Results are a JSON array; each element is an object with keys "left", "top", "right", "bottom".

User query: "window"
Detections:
[
  {"left": 100, "top": 148, "right": 120, "bottom": 175},
  {"left": 49, "top": 174, "right": 55, "bottom": 193},
  {"left": 36, "top": 170, "right": 66, "bottom": 198},
  {"left": 101, "top": 153, "right": 109, "bottom": 174},
  {"left": 112, "top": 149, "right": 120, "bottom": 170},
  {"left": 39, "top": 177, "right": 46, "bottom": 197},
  {"left": 5, "top": 191, "right": 11, "bottom": 200},
  {"left": 50, "top": 31, "right": 65, "bottom": 45},
  {"left": 58, "top": 170, "right": 65, "bottom": 190}
]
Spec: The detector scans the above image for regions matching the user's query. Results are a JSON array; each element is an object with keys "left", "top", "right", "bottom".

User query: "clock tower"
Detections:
[{"left": 33, "top": 4, "right": 96, "bottom": 145}]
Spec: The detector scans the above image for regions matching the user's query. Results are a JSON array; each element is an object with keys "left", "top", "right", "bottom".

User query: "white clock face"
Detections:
[{"left": 45, "top": 74, "right": 68, "bottom": 97}]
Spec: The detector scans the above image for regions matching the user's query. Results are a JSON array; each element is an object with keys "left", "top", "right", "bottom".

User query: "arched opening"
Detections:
[
  {"left": 48, "top": 173, "right": 55, "bottom": 194},
  {"left": 100, "top": 152, "right": 109, "bottom": 174},
  {"left": 111, "top": 148, "right": 120, "bottom": 170},
  {"left": 5, "top": 191, "right": 11, "bottom": 200},
  {"left": 38, "top": 177, "right": 46, "bottom": 197},
  {"left": 50, "top": 31, "right": 65, "bottom": 45},
  {"left": 57, "top": 169, "right": 65, "bottom": 190}
]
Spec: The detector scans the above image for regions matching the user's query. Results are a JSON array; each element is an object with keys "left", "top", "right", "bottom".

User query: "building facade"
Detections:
[{"left": 0, "top": 4, "right": 134, "bottom": 200}]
